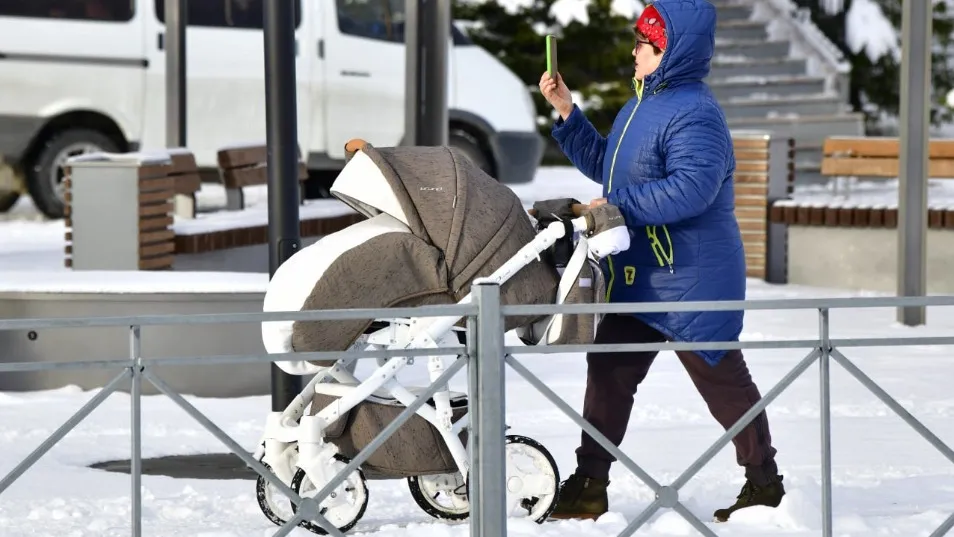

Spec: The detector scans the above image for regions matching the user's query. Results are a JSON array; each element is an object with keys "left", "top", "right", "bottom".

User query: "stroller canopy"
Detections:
[
  {"left": 262, "top": 142, "right": 559, "bottom": 361},
  {"left": 332, "top": 141, "right": 534, "bottom": 293}
]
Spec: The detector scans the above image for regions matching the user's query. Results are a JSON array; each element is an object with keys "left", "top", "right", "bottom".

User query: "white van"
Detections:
[{"left": 0, "top": 0, "right": 543, "bottom": 218}]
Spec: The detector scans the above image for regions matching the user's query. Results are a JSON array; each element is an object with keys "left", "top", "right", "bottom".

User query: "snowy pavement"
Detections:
[
  {"left": 1, "top": 279, "right": 953, "bottom": 537},
  {"left": 2, "top": 167, "right": 954, "bottom": 536}
]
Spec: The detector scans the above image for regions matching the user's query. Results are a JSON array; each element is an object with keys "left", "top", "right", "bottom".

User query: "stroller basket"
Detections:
[{"left": 312, "top": 388, "right": 468, "bottom": 480}]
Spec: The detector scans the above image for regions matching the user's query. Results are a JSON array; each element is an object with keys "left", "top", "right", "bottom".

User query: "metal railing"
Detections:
[{"left": 1, "top": 287, "right": 954, "bottom": 537}]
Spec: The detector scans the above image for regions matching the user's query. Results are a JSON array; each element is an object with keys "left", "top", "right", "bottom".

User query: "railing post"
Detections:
[
  {"left": 471, "top": 281, "right": 507, "bottom": 537},
  {"left": 130, "top": 325, "right": 142, "bottom": 537},
  {"left": 465, "top": 312, "right": 481, "bottom": 534},
  {"left": 818, "top": 309, "right": 832, "bottom": 537},
  {"left": 766, "top": 135, "right": 791, "bottom": 284}
]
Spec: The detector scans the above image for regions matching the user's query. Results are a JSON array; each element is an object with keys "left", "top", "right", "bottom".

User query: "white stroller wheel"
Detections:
[
  {"left": 290, "top": 453, "right": 369, "bottom": 535},
  {"left": 407, "top": 472, "right": 470, "bottom": 521},
  {"left": 256, "top": 458, "right": 298, "bottom": 527},
  {"left": 256, "top": 461, "right": 295, "bottom": 527},
  {"left": 504, "top": 434, "right": 561, "bottom": 523}
]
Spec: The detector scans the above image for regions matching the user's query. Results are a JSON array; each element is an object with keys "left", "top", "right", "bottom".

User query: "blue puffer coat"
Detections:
[{"left": 551, "top": 0, "right": 744, "bottom": 365}]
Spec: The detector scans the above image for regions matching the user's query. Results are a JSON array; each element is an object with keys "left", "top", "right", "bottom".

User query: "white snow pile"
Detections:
[{"left": 844, "top": 0, "right": 899, "bottom": 63}]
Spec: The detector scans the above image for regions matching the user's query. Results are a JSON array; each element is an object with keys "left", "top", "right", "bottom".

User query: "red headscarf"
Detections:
[{"left": 635, "top": 4, "right": 667, "bottom": 51}]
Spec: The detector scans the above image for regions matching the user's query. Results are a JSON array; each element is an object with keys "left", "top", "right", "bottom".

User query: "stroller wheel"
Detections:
[
  {"left": 504, "top": 434, "right": 561, "bottom": 523},
  {"left": 255, "top": 461, "right": 296, "bottom": 528},
  {"left": 407, "top": 472, "right": 470, "bottom": 521},
  {"left": 290, "top": 453, "right": 369, "bottom": 535}
]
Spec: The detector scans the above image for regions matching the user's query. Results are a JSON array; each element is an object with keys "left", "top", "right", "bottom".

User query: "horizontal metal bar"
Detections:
[
  {"left": 0, "top": 348, "right": 466, "bottom": 373},
  {"left": 3, "top": 295, "right": 952, "bottom": 332},
  {"left": 0, "top": 358, "right": 132, "bottom": 373},
  {"left": 831, "top": 336, "right": 954, "bottom": 348},
  {"left": 507, "top": 339, "right": 819, "bottom": 355},
  {"left": 0, "top": 303, "right": 477, "bottom": 331},
  {"left": 7, "top": 333, "right": 954, "bottom": 375},
  {"left": 502, "top": 295, "right": 954, "bottom": 316},
  {"left": 143, "top": 346, "right": 465, "bottom": 367}
]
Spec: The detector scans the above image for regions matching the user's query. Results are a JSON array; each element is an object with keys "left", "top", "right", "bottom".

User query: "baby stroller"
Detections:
[{"left": 253, "top": 139, "right": 631, "bottom": 534}]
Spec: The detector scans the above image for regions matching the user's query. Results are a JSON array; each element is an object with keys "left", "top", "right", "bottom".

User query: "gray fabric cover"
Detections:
[
  {"left": 311, "top": 391, "right": 468, "bottom": 479},
  {"left": 550, "top": 257, "right": 606, "bottom": 345},
  {"left": 292, "top": 232, "right": 451, "bottom": 366},
  {"left": 291, "top": 144, "right": 560, "bottom": 359},
  {"left": 517, "top": 255, "right": 606, "bottom": 346}
]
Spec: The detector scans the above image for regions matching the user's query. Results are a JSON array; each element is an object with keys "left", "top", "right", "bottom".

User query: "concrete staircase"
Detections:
[{"left": 707, "top": 0, "right": 865, "bottom": 185}]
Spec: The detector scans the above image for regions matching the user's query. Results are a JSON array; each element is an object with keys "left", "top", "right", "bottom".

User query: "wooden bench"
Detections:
[
  {"left": 769, "top": 136, "right": 954, "bottom": 229},
  {"left": 820, "top": 136, "right": 954, "bottom": 178},
  {"left": 217, "top": 143, "right": 308, "bottom": 211}
]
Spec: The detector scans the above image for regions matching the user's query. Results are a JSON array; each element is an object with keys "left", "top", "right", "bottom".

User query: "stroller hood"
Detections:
[
  {"left": 263, "top": 142, "right": 559, "bottom": 361},
  {"left": 331, "top": 141, "right": 530, "bottom": 294}
]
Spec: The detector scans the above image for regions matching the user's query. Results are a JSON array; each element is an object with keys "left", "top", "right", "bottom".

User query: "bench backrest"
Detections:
[
  {"left": 166, "top": 148, "right": 202, "bottom": 197},
  {"left": 821, "top": 136, "right": 954, "bottom": 178},
  {"left": 217, "top": 143, "right": 308, "bottom": 188}
]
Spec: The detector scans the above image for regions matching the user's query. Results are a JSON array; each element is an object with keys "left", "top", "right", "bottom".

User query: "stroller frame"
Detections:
[{"left": 253, "top": 212, "right": 595, "bottom": 534}]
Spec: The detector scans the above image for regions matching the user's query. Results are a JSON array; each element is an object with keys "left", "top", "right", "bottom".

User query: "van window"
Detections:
[
  {"left": 336, "top": 0, "right": 405, "bottom": 43},
  {"left": 0, "top": 0, "right": 134, "bottom": 22},
  {"left": 155, "top": 0, "right": 301, "bottom": 30},
  {"left": 335, "top": 0, "right": 473, "bottom": 46}
]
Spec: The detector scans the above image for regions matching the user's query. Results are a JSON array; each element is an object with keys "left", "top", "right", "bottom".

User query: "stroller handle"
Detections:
[{"left": 527, "top": 203, "right": 587, "bottom": 219}]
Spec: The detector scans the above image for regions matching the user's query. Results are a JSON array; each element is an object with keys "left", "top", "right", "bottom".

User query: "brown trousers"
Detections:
[{"left": 576, "top": 314, "right": 779, "bottom": 486}]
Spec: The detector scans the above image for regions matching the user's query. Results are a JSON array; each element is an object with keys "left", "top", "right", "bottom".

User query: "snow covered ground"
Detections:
[
  {"left": 2, "top": 167, "right": 954, "bottom": 536},
  {"left": 1, "top": 280, "right": 953, "bottom": 537}
]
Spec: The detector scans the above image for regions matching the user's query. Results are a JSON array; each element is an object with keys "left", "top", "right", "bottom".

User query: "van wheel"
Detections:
[
  {"left": 0, "top": 190, "right": 19, "bottom": 213},
  {"left": 449, "top": 130, "right": 495, "bottom": 179},
  {"left": 27, "top": 129, "right": 120, "bottom": 219}
]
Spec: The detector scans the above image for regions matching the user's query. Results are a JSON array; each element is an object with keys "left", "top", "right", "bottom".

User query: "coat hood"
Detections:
[{"left": 642, "top": 0, "right": 716, "bottom": 94}]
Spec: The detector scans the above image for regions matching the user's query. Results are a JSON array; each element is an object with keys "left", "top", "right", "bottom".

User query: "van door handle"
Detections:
[
  {"left": 157, "top": 32, "right": 164, "bottom": 50},
  {"left": 341, "top": 70, "right": 370, "bottom": 77}
]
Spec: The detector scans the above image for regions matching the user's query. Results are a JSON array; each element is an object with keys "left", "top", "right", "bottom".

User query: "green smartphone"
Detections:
[{"left": 546, "top": 34, "right": 558, "bottom": 79}]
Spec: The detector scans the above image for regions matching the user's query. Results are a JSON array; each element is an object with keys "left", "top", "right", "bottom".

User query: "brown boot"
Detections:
[
  {"left": 547, "top": 473, "right": 609, "bottom": 520},
  {"left": 713, "top": 475, "right": 785, "bottom": 522}
]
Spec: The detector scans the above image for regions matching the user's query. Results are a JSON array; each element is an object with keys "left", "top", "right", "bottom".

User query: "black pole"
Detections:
[
  {"left": 264, "top": 0, "right": 303, "bottom": 410},
  {"left": 404, "top": 0, "right": 450, "bottom": 146},
  {"left": 165, "top": 0, "right": 187, "bottom": 147}
]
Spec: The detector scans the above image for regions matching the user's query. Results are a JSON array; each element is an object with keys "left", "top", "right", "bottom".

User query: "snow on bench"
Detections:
[{"left": 769, "top": 136, "right": 954, "bottom": 229}]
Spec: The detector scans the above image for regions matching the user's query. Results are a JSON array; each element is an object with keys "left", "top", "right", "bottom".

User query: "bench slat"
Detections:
[
  {"left": 824, "top": 136, "right": 954, "bottom": 159},
  {"left": 221, "top": 162, "right": 308, "bottom": 188},
  {"left": 821, "top": 157, "right": 954, "bottom": 178}
]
